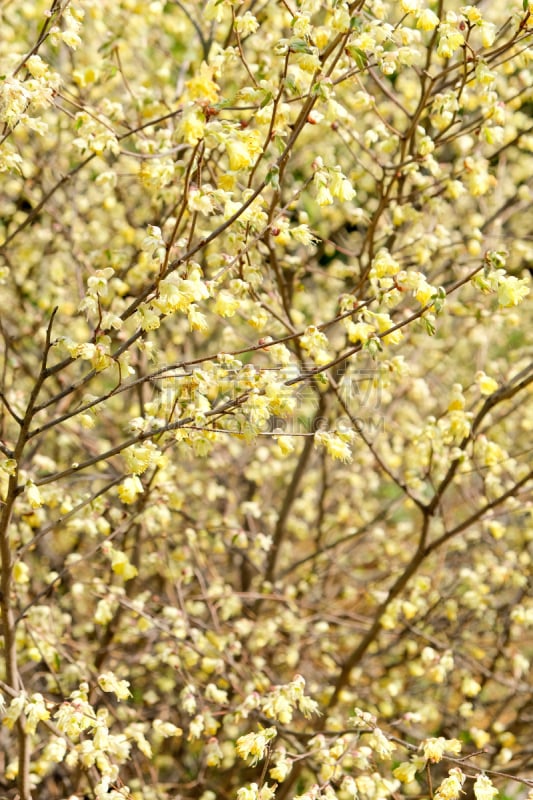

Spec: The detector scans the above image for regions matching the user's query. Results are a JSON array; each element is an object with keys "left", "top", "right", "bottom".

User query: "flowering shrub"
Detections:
[{"left": 0, "top": 2, "right": 532, "bottom": 799}]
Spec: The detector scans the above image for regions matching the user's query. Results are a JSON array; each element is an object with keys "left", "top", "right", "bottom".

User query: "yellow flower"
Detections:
[
  {"left": 13, "top": 562, "right": 30, "bottom": 584},
  {"left": 366, "top": 311, "right": 403, "bottom": 345},
  {"left": 314, "top": 168, "right": 333, "bottom": 206},
  {"left": 329, "top": 168, "right": 356, "bottom": 202},
  {"left": 446, "top": 740, "right": 462, "bottom": 755},
  {"left": 464, "top": 157, "right": 495, "bottom": 196},
  {"left": 153, "top": 719, "right": 183, "bottom": 738},
  {"left": 153, "top": 280, "right": 191, "bottom": 314},
  {"left": 480, "top": 22, "right": 496, "bottom": 48},
  {"left": 3, "top": 693, "right": 26, "bottom": 730},
  {"left": 124, "top": 443, "right": 156, "bottom": 475},
  {"left": 234, "top": 11, "right": 260, "bottom": 35},
  {"left": 26, "top": 481, "right": 43, "bottom": 509},
  {"left": 268, "top": 343, "right": 293, "bottom": 366},
  {"left": 497, "top": 276, "right": 530, "bottom": 308},
  {"left": 226, "top": 139, "right": 252, "bottom": 172},
  {"left": 205, "top": 738, "right": 223, "bottom": 767},
  {"left": 61, "top": 29, "right": 82, "bottom": 49},
  {"left": 178, "top": 107, "right": 206, "bottom": 145},
  {"left": 316, "top": 183, "right": 333, "bottom": 206},
  {"left": 417, "top": 8, "right": 440, "bottom": 31},
  {"left": 110, "top": 548, "right": 138, "bottom": 580},
  {"left": 371, "top": 249, "right": 401, "bottom": 278},
  {"left": 415, "top": 280, "right": 435, "bottom": 306},
  {"left": 73, "top": 66, "right": 99, "bottom": 87},
  {"left": 214, "top": 290, "right": 240, "bottom": 318},
  {"left": 470, "top": 728, "right": 491, "bottom": 748},
  {"left": 476, "top": 371, "right": 498, "bottom": 395},
  {"left": 94, "top": 598, "right": 114, "bottom": 626},
  {"left": 401, "top": 0, "right": 420, "bottom": 12},
  {"left": 226, "top": 129, "right": 262, "bottom": 172},
  {"left": 301, "top": 325, "right": 329, "bottom": 353},
  {"left": 270, "top": 752, "right": 292, "bottom": 782},
  {"left": 137, "top": 306, "right": 161, "bottom": 331},
  {"left": 188, "top": 304, "right": 209, "bottom": 332},
  {"left": 473, "top": 775, "right": 498, "bottom": 800},
  {"left": 98, "top": 672, "right": 131, "bottom": 701},
  {"left": 314, "top": 431, "right": 353, "bottom": 463},
  {"left": 24, "top": 694, "right": 50, "bottom": 734},
  {"left": 422, "top": 737, "right": 446, "bottom": 762},
  {"left": 461, "top": 6, "right": 482, "bottom": 23},
  {"left": 462, "top": 676, "right": 481, "bottom": 697},
  {"left": 236, "top": 727, "right": 277, "bottom": 765},
  {"left": 118, "top": 475, "right": 144, "bottom": 505},
  {"left": 438, "top": 27, "right": 465, "bottom": 58},
  {"left": 448, "top": 384, "right": 465, "bottom": 411},
  {"left": 346, "top": 320, "right": 375, "bottom": 344},
  {"left": 435, "top": 769, "right": 466, "bottom": 800},
  {"left": 185, "top": 62, "right": 219, "bottom": 103},
  {"left": 294, "top": 51, "right": 321, "bottom": 72},
  {"left": 393, "top": 762, "right": 418, "bottom": 783},
  {"left": 262, "top": 693, "right": 293, "bottom": 724},
  {"left": 274, "top": 435, "right": 295, "bottom": 458},
  {"left": 26, "top": 55, "right": 49, "bottom": 79},
  {"left": 247, "top": 305, "right": 269, "bottom": 330},
  {"left": 487, "top": 521, "right": 504, "bottom": 540}
]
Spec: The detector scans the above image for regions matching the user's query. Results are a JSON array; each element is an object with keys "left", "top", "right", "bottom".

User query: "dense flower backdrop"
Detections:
[{"left": 0, "top": 2, "right": 532, "bottom": 800}]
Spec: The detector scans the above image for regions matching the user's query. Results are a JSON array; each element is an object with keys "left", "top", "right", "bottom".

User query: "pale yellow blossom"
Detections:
[
  {"left": 474, "top": 775, "right": 498, "bottom": 800},
  {"left": 417, "top": 8, "right": 440, "bottom": 31},
  {"left": 98, "top": 672, "right": 132, "bottom": 701}
]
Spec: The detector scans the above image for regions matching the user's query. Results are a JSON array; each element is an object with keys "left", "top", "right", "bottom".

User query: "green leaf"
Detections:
[
  {"left": 265, "top": 165, "right": 280, "bottom": 190},
  {"left": 422, "top": 316, "right": 436, "bottom": 335},
  {"left": 273, "top": 135, "right": 286, "bottom": 154},
  {"left": 365, "top": 337, "right": 382, "bottom": 356},
  {"left": 260, "top": 91, "right": 273, "bottom": 109},
  {"left": 346, "top": 45, "right": 367, "bottom": 70},
  {"left": 289, "top": 38, "right": 314, "bottom": 54},
  {"left": 431, "top": 286, "right": 447, "bottom": 315},
  {"left": 283, "top": 75, "right": 298, "bottom": 95},
  {"left": 98, "top": 35, "right": 119, "bottom": 54}
]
